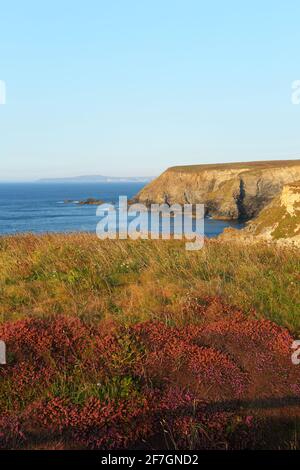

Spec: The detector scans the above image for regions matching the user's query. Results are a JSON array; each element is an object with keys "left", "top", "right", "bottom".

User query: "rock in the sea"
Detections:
[
  {"left": 78, "top": 198, "right": 104, "bottom": 205},
  {"left": 64, "top": 198, "right": 104, "bottom": 205}
]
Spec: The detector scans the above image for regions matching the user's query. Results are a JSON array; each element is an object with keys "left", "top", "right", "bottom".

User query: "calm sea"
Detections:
[{"left": 0, "top": 182, "right": 244, "bottom": 236}]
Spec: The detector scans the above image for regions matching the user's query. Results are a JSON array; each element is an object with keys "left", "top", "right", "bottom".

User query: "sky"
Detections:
[{"left": 0, "top": 0, "right": 300, "bottom": 181}]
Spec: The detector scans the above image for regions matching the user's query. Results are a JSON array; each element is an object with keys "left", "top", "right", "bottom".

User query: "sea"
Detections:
[{"left": 0, "top": 182, "right": 245, "bottom": 236}]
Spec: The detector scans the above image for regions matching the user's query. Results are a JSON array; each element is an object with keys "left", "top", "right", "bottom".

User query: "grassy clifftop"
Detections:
[
  {"left": 0, "top": 234, "right": 300, "bottom": 450},
  {"left": 0, "top": 234, "right": 299, "bottom": 333},
  {"left": 168, "top": 159, "right": 300, "bottom": 173}
]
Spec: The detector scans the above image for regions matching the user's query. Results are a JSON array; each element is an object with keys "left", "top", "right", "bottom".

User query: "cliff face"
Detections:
[
  {"left": 221, "top": 181, "right": 300, "bottom": 247},
  {"left": 240, "top": 181, "right": 300, "bottom": 246},
  {"left": 135, "top": 160, "right": 300, "bottom": 220}
]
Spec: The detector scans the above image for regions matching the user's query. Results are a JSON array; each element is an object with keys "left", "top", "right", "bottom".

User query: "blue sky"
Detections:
[{"left": 0, "top": 1, "right": 300, "bottom": 180}]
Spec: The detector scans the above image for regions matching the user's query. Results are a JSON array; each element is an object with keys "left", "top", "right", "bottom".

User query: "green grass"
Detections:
[{"left": 0, "top": 233, "right": 299, "bottom": 334}]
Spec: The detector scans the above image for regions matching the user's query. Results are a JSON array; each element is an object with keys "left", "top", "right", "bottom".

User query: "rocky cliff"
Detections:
[
  {"left": 222, "top": 181, "right": 300, "bottom": 247},
  {"left": 135, "top": 160, "right": 300, "bottom": 220},
  {"left": 249, "top": 181, "right": 299, "bottom": 245}
]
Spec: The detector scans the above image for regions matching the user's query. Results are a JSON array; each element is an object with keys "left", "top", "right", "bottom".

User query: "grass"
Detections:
[
  {"left": 168, "top": 159, "right": 300, "bottom": 173},
  {"left": 0, "top": 233, "right": 299, "bottom": 334},
  {"left": 0, "top": 233, "right": 300, "bottom": 449}
]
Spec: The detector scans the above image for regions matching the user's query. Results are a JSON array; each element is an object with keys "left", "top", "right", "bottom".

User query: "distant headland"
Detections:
[{"left": 37, "top": 175, "right": 155, "bottom": 183}]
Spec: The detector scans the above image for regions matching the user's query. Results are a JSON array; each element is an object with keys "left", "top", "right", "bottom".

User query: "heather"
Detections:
[
  {"left": 0, "top": 234, "right": 300, "bottom": 449},
  {"left": 1, "top": 302, "right": 300, "bottom": 449}
]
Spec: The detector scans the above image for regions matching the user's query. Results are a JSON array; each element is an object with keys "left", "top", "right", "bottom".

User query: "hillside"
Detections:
[{"left": 135, "top": 159, "right": 300, "bottom": 220}]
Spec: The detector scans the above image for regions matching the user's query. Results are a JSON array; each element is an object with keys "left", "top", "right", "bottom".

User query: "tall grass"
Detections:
[{"left": 0, "top": 233, "right": 299, "bottom": 333}]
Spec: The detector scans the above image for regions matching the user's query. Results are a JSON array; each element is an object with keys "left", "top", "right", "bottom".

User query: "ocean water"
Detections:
[{"left": 0, "top": 182, "right": 244, "bottom": 236}]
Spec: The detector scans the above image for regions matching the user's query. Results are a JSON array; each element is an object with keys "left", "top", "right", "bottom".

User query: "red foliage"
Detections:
[{"left": 0, "top": 298, "right": 299, "bottom": 449}]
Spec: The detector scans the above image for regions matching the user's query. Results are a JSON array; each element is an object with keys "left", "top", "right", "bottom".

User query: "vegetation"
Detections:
[
  {"left": 249, "top": 182, "right": 300, "bottom": 241},
  {"left": 0, "top": 234, "right": 299, "bottom": 333},
  {"left": 0, "top": 234, "right": 300, "bottom": 449},
  {"left": 169, "top": 159, "right": 300, "bottom": 173}
]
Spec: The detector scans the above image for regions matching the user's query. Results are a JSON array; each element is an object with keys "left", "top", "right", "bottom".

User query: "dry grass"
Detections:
[
  {"left": 0, "top": 233, "right": 299, "bottom": 334},
  {"left": 168, "top": 159, "right": 300, "bottom": 173}
]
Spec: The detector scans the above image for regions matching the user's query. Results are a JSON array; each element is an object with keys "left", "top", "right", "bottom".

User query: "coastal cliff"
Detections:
[
  {"left": 135, "top": 160, "right": 300, "bottom": 220},
  {"left": 222, "top": 181, "right": 300, "bottom": 247}
]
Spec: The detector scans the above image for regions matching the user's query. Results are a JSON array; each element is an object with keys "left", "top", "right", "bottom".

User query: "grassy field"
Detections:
[
  {"left": 0, "top": 234, "right": 300, "bottom": 449},
  {"left": 0, "top": 233, "right": 299, "bottom": 333}
]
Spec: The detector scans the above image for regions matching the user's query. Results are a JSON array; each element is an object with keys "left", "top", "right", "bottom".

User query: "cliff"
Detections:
[
  {"left": 225, "top": 181, "right": 300, "bottom": 247},
  {"left": 135, "top": 160, "right": 300, "bottom": 220}
]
